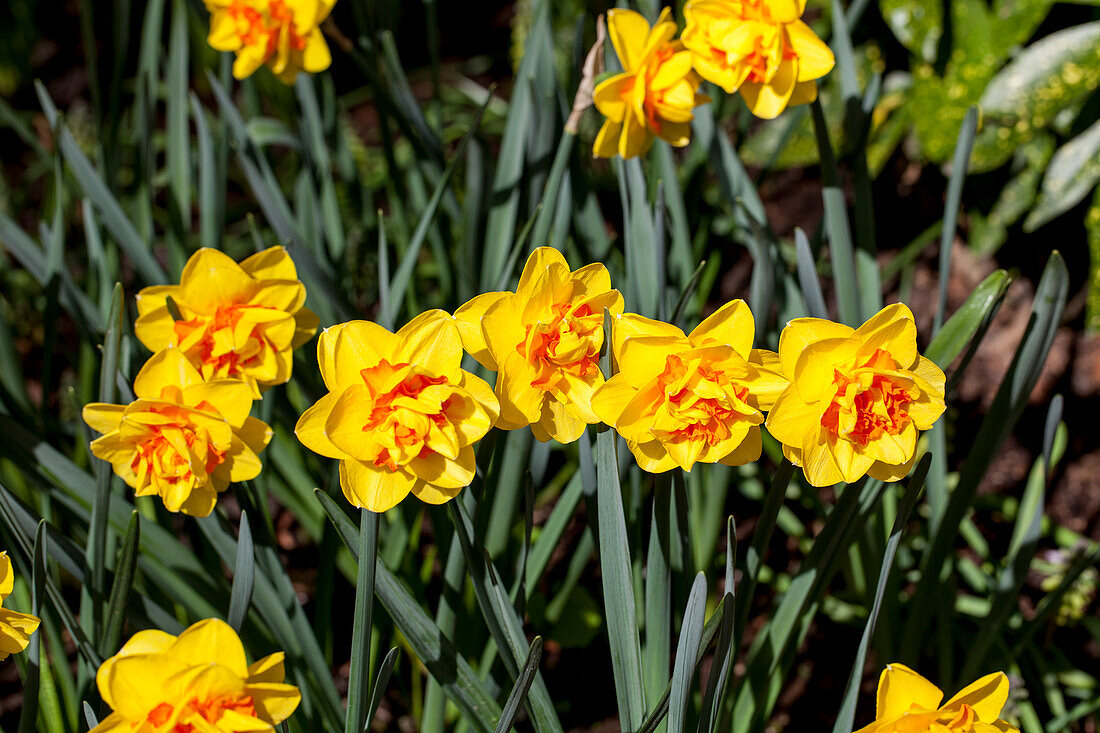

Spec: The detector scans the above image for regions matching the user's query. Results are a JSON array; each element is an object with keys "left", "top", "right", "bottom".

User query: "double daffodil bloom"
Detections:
[
  {"left": 205, "top": 0, "right": 335, "bottom": 82},
  {"left": 136, "top": 247, "right": 319, "bottom": 397},
  {"left": 765, "top": 304, "right": 946, "bottom": 487},
  {"left": 855, "top": 663, "right": 1019, "bottom": 733},
  {"left": 454, "top": 247, "right": 623, "bottom": 444},
  {"left": 91, "top": 618, "right": 300, "bottom": 732},
  {"left": 83, "top": 348, "right": 272, "bottom": 517},
  {"left": 591, "top": 301, "right": 787, "bottom": 472},
  {"left": 683, "top": 0, "right": 835, "bottom": 118},
  {"left": 593, "top": 8, "right": 710, "bottom": 159},
  {"left": 0, "top": 552, "right": 39, "bottom": 661},
  {"left": 295, "top": 311, "right": 499, "bottom": 512}
]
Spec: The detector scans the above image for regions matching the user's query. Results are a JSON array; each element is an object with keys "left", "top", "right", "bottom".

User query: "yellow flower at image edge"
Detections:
[
  {"left": 593, "top": 8, "right": 710, "bottom": 159},
  {"left": 205, "top": 0, "right": 335, "bottom": 82},
  {"left": 83, "top": 348, "right": 272, "bottom": 517},
  {"left": 295, "top": 311, "right": 499, "bottom": 513},
  {"left": 591, "top": 301, "right": 787, "bottom": 472},
  {"left": 454, "top": 247, "right": 624, "bottom": 444},
  {"left": 683, "top": 0, "right": 835, "bottom": 119},
  {"left": 136, "top": 246, "right": 319, "bottom": 398},
  {"left": 0, "top": 552, "right": 39, "bottom": 660},
  {"left": 91, "top": 618, "right": 300, "bottom": 732},
  {"left": 855, "top": 663, "right": 1019, "bottom": 732},
  {"left": 765, "top": 304, "right": 946, "bottom": 487}
]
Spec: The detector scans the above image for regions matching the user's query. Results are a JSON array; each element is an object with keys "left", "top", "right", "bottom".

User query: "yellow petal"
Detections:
[
  {"left": 593, "top": 73, "right": 633, "bottom": 122},
  {"left": 494, "top": 352, "right": 545, "bottom": 429},
  {"left": 208, "top": 11, "right": 243, "bottom": 51},
  {"left": 116, "top": 629, "right": 177, "bottom": 658},
  {"left": 324, "top": 384, "right": 376, "bottom": 460},
  {"left": 83, "top": 403, "right": 126, "bottom": 435},
  {"left": 591, "top": 376, "right": 640, "bottom": 427},
  {"left": 613, "top": 313, "right": 685, "bottom": 359},
  {"left": 594, "top": 118, "right": 624, "bottom": 159},
  {"left": 134, "top": 309, "right": 180, "bottom": 354},
  {"left": 766, "top": 0, "right": 801, "bottom": 22},
  {"left": 184, "top": 380, "right": 254, "bottom": 426},
  {"left": 179, "top": 248, "right": 256, "bottom": 311},
  {"left": 607, "top": 8, "right": 651, "bottom": 71},
  {"left": 322, "top": 321, "right": 399, "bottom": 391},
  {"left": 792, "top": 337, "right": 859, "bottom": 402},
  {"left": 98, "top": 654, "right": 189, "bottom": 720},
  {"left": 718, "top": 426, "right": 763, "bottom": 467},
  {"left": 778, "top": 317, "right": 854, "bottom": 380},
  {"left": 786, "top": 21, "right": 835, "bottom": 81},
  {"left": 626, "top": 438, "right": 679, "bottom": 473},
  {"left": 133, "top": 348, "right": 204, "bottom": 399},
  {"left": 395, "top": 309, "right": 464, "bottom": 381},
  {"left": 619, "top": 111, "right": 653, "bottom": 159},
  {"left": 169, "top": 618, "right": 249, "bottom": 677},
  {"left": 517, "top": 247, "right": 570, "bottom": 295},
  {"left": 302, "top": 29, "right": 332, "bottom": 72},
  {"left": 867, "top": 453, "right": 917, "bottom": 484},
  {"left": 689, "top": 299, "right": 755, "bottom": 356},
  {"left": 854, "top": 303, "right": 917, "bottom": 354},
  {"left": 87, "top": 712, "right": 132, "bottom": 733},
  {"left": 339, "top": 459, "right": 415, "bottom": 512},
  {"left": 292, "top": 307, "right": 321, "bottom": 348},
  {"left": 0, "top": 553, "right": 12, "bottom": 598},
  {"left": 238, "top": 416, "right": 273, "bottom": 454},
  {"left": 247, "top": 681, "right": 302, "bottom": 724},
  {"left": 178, "top": 486, "right": 219, "bottom": 517},
  {"left": 239, "top": 246, "right": 297, "bottom": 280},
  {"left": 876, "top": 663, "right": 944, "bottom": 720},
  {"left": 295, "top": 392, "right": 347, "bottom": 459},
  {"left": 745, "top": 349, "right": 788, "bottom": 410},
  {"left": 788, "top": 80, "right": 818, "bottom": 107},
  {"left": 226, "top": 435, "right": 264, "bottom": 482},
  {"left": 942, "top": 672, "right": 1011, "bottom": 723},
  {"left": 739, "top": 58, "right": 798, "bottom": 119},
  {"left": 532, "top": 396, "right": 588, "bottom": 444},
  {"left": 651, "top": 50, "right": 695, "bottom": 90},
  {"left": 454, "top": 292, "right": 509, "bottom": 370},
  {"left": 408, "top": 445, "right": 475, "bottom": 491}
]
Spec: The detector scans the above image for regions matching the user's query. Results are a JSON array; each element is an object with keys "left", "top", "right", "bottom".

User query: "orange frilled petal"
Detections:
[
  {"left": 204, "top": 0, "right": 333, "bottom": 83},
  {"left": 765, "top": 304, "right": 945, "bottom": 487},
  {"left": 454, "top": 247, "right": 622, "bottom": 444},
  {"left": 295, "top": 311, "right": 498, "bottom": 513}
]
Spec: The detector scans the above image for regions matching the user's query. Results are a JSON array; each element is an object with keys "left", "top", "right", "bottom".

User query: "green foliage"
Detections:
[{"left": 0, "top": 1, "right": 1095, "bottom": 732}]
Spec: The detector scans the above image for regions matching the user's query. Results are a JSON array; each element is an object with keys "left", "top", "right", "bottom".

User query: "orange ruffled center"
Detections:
[
  {"left": 618, "top": 45, "right": 680, "bottom": 133},
  {"left": 129, "top": 396, "right": 227, "bottom": 494},
  {"left": 517, "top": 302, "right": 602, "bottom": 393},
  {"left": 820, "top": 349, "right": 912, "bottom": 446},
  {"left": 225, "top": 0, "right": 308, "bottom": 58},
  {"left": 879, "top": 702, "right": 980, "bottom": 732},
  {"left": 173, "top": 303, "right": 280, "bottom": 382},
  {"left": 145, "top": 693, "right": 258, "bottom": 732},
  {"left": 650, "top": 353, "right": 757, "bottom": 447},
  {"left": 357, "top": 359, "right": 457, "bottom": 472}
]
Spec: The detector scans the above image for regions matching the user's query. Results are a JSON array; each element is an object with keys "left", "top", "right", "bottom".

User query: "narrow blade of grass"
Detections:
[
  {"left": 494, "top": 637, "right": 545, "bottom": 733},
  {"left": 346, "top": 510, "right": 379, "bottom": 733},
  {"left": 100, "top": 510, "right": 140, "bottom": 658},
  {"left": 226, "top": 511, "right": 255, "bottom": 632},
  {"left": 669, "top": 573, "right": 707, "bottom": 733},
  {"left": 933, "top": 107, "right": 980, "bottom": 334}
]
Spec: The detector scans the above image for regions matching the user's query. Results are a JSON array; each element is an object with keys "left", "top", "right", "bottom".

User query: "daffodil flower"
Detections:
[
  {"left": 592, "top": 300, "right": 787, "bottom": 472},
  {"left": 592, "top": 8, "right": 711, "bottom": 159},
  {"left": 136, "top": 247, "right": 319, "bottom": 398},
  {"left": 855, "top": 663, "right": 1020, "bottom": 733},
  {"left": 205, "top": 0, "right": 335, "bottom": 83},
  {"left": 0, "top": 552, "right": 39, "bottom": 661},
  {"left": 91, "top": 618, "right": 300, "bottom": 732},
  {"left": 765, "top": 304, "right": 946, "bottom": 487},
  {"left": 83, "top": 348, "right": 272, "bottom": 517},
  {"left": 683, "top": 0, "right": 835, "bottom": 119},
  {"left": 295, "top": 311, "right": 499, "bottom": 513},
  {"left": 454, "top": 247, "right": 624, "bottom": 444}
]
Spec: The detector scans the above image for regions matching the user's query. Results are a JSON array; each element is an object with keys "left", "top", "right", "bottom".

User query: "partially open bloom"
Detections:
[
  {"left": 765, "top": 304, "right": 945, "bottom": 487},
  {"left": 136, "top": 247, "right": 319, "bottom": 397},
  {"left": 683, "top": 0, "right": 835, "bottom": 119},
  {"left": 454, "top": 247, "right": 623, "bottom": 444},
  {"left": 854, "top": 663, "right": 1019, "bottom": 733},
  {"left": 295, "top": 311, "right": 499, "bottom": 512},
  {"left": 0, "top": 552, "right": 39, "bottom": 661},
  {"left": 83, "top": 348, "right": 272, "bottom": 517},
  {"left": 205, "top": 0, "right": 335, "bottom": 83},
  {"left": 592, "top": 8, "right": 710, "bottom": 159},
  {"left": 591, "top": 301, "right": 787, "bottom": 472},
  {"left": 91, "top": 618, "right": 300, "bottom": 732}
]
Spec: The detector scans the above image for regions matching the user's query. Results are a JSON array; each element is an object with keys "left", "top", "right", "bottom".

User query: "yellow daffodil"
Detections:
[
  {"left": 454, "top": 247, "right": 624, "bottom": 444},
  {"left": 593, "top": 8, "right": 711, "bottom": 159},
  {"left": 765, "top": 304, "right": 945, "bottom": 487},
  {"left": 0, "top": 552, "right": 39, "bottom": 661},
  {"left": 91, "top": 618, "right": 300, "bottom": 732},
  {"left": 683, "top": 0, "right": 835, "bottom": 119},
  {"left": 136, "top": 247, "right": 320, "bottom": 397},
  {"left": 855, "top": 663, "right": 1019, "bottom": 733},
  {"left": 205, "top": 0, "right": 335, "bottom": 83},
  {"left": 591, "top": 301, "right": 787, "bottom": 472},
  {"left": 83, "top": 348, "right": 272, "bottom": 517},
  {"left": 295, "top": 311, "right": 499, "bottom": 513}
]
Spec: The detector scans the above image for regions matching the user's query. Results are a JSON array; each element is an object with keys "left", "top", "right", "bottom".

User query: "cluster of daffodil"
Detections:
[
  {"left": 83, "top": 247, "right": 318, "bottom": 518},
  {"left": 204, "top": 0, "right": 336, "bottom": 82},
  {"left": 592, "top": 2, "right": 836, "bottom": 159},
  {"left": 294, "top": 246, "right": 946, "bottom": 514}
]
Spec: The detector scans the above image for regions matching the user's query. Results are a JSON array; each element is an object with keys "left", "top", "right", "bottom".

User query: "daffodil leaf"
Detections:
[
  {"left": 669, "top": 572, "right": 707, "bottom": 733},
  {"left": 494, "top": 637, "right": 544, "bottom": 733},
  {"left": 101, "top": 511, "right": 141, "bottom": 659},
  {"left": 226, "top": 511, "right": 254, "bottom": 633},
  {"left": 16, "top": 521, "right": 46, "bottom": 733}
]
